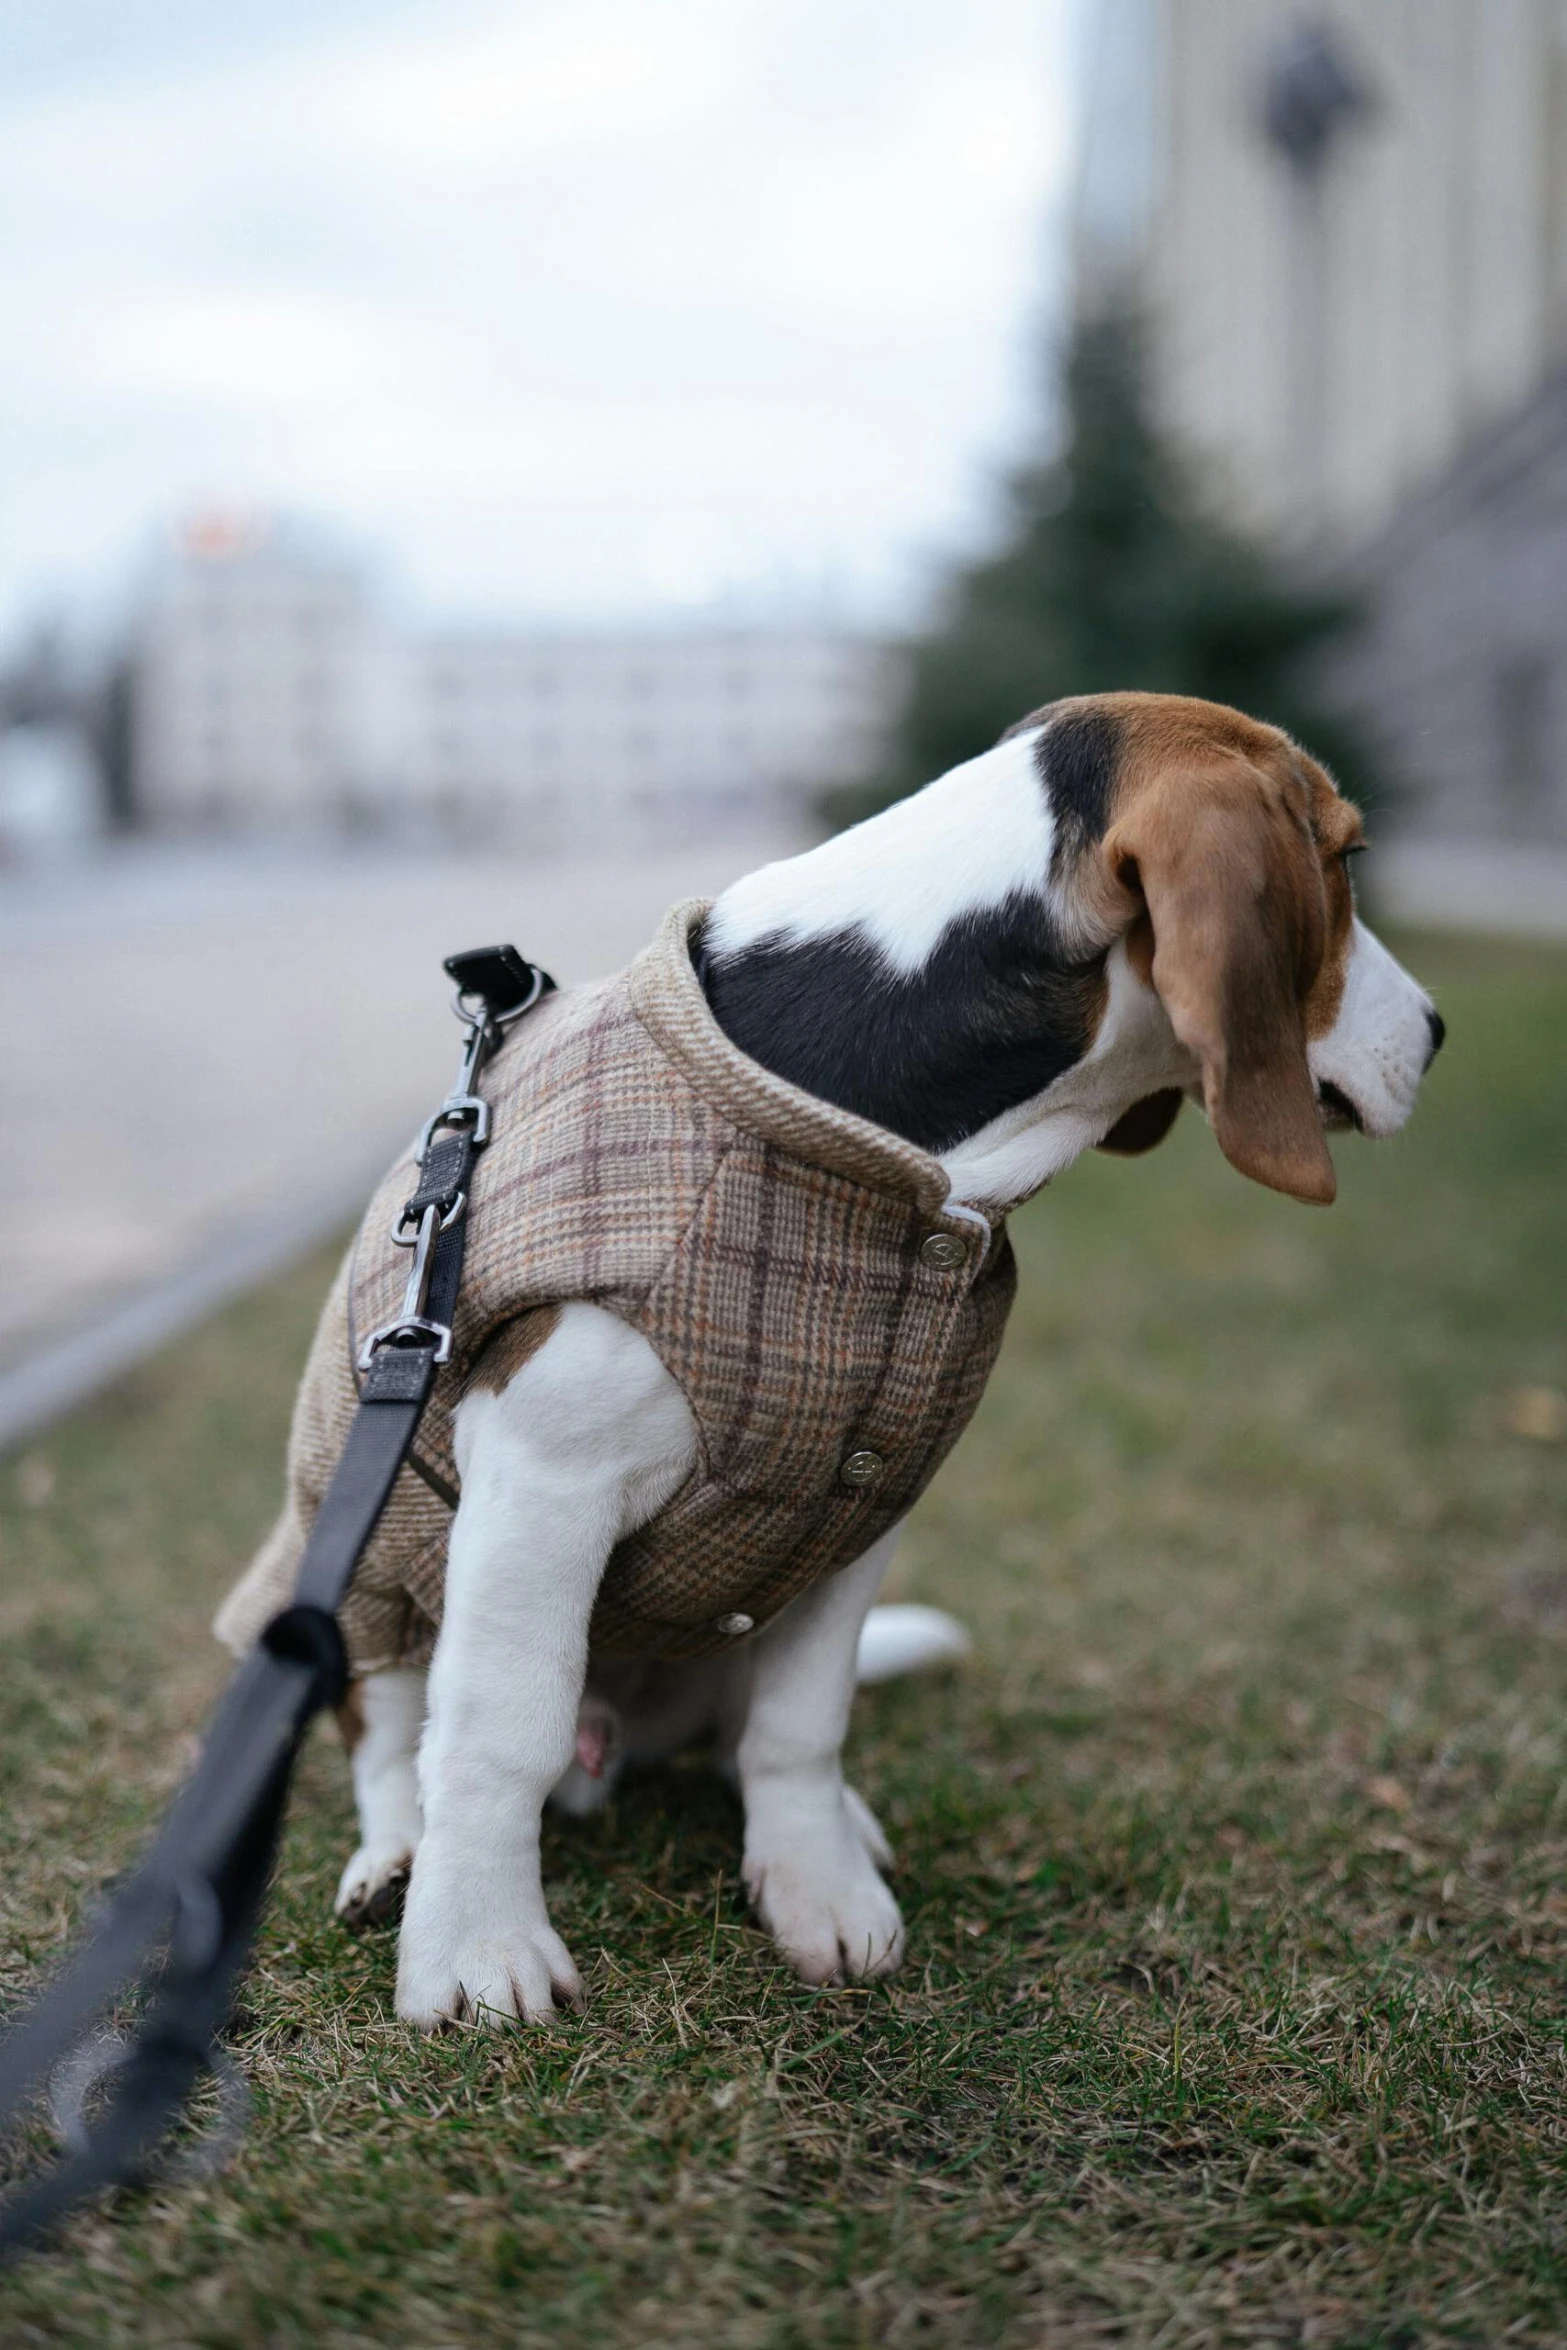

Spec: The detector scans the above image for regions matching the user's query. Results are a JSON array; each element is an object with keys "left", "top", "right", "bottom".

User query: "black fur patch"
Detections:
[
  {"left": 697, "top": 899, "right": 1108, "bottom": 1155},
  {"left": 1036, "top": 704, "right": 1121, "bottom": 878}
]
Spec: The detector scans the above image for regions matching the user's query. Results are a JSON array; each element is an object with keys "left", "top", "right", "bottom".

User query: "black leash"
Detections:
[{"left": 0, "top": 944, "right": 554, "bottom": 2257}]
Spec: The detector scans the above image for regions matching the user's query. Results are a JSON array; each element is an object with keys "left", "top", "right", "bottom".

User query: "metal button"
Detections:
[
  {"left": 840, "top": 1448, "right": 885, "bottom": 1490},
  {"left": 920, "top": 1231, "right": 968, "bottom": 1271},
  {"left": 715, "top": 1611, "right": 755, "bottom": 1638}
]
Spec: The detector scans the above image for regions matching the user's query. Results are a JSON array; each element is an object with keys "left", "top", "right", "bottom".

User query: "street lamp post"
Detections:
[{"left": 1259, "top": 19, "right": 1373, "bottom": 537}]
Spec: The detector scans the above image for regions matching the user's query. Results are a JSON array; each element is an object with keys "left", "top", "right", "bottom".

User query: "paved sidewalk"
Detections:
[{"left": 0, "top": 832, "right": 793, "bottom": 1438}]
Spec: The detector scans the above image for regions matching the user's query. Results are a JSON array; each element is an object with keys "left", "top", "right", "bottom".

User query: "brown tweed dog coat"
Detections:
[{"left": 216, "top": 900, "right": 1017, "bottom": 1675}]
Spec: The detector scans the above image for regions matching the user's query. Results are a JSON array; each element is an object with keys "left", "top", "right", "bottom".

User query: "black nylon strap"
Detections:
[
  {"left": 401, "top": 1133, "right": 472, "bottom": 1223},
  {"left": 291, "top": 1374, "right": 434, "bottom": 1616},
  {"left": 362, "top": 1347, "right": 437, "bottom": 1406},
  {"left": 0, "top": 946, "right": 552, "bottom": 2258}
]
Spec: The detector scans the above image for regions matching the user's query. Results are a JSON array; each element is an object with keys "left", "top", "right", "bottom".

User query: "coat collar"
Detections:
[{"left": 628, "top": 898, "right": 958, "bottom": 1219}]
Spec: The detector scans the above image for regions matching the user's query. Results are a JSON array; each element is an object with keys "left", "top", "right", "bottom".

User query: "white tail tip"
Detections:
[{"left": 855, "top": 1604, "right": 972, "bottom": 1686}]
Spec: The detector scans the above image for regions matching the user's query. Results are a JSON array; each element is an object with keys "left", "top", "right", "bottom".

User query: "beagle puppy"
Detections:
[{"left": 331, "top": 693, "right": 1442, "bottom": 2025}]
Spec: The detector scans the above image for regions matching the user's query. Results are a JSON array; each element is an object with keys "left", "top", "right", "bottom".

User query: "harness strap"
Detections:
[{"left": 0, "top": 944, "right": 553, "bottom": 2257}]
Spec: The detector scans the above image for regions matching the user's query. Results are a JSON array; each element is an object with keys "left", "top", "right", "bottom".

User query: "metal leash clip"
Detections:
[
  {"left": 358, "top": 954, "right": 552, "bottom": 1371},
  {"left": 390, "top": 1192, "right": 466, "bottom": 1245},
  {"left": 357, "top": 1197, "right": 456, "bottom": 1367},
  {"left": 418, "top": 1019, "right": 495, "bottom": 1152}
]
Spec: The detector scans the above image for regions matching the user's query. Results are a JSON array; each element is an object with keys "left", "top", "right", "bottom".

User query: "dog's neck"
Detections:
[{"left": 700, "top": 732, "right": 1187, "bottom": 1207}]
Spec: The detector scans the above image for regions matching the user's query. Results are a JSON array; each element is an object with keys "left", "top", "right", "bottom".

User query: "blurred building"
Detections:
[
  {"left": 399, "top": 623, "right": 889, "bottom": 850},
  {"left": 0, "top": 722, "right": 103, "bottom": 861},
  {"left": 1328, "top": 366, "right": 1567, "bottom": 849},
  {"left": 1075, "top": 0, "right": 1567, "bottom": 852},
  {"left": 1077, "top": 0, "right": 1567, "bottom": 542},
  {"left": 131, "top": 514, "right": 385, "bottom": 833},
  {"left": 130, "top": 516, "right": 895, "bottom": 848},
  {"left": 0, "top": 617, "right": 117, "bottom": 857}
]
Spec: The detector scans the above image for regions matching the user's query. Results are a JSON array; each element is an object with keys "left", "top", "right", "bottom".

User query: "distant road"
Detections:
[{"left": 0, "top": 831, "right": 795, "bottom": 1434}]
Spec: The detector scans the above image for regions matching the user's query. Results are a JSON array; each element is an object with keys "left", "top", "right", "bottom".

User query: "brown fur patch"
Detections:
[
  {"left": 1297, "top": 758, "right": 1362, "bottom": 1040},
  {"left": 468, "top": 1304, "right": 563, "bottom": 1396},
  {"left": 1093, "top": 696, "right": 1361, "bottom": 1037},
  {"left": 336, "top": 1680, "right": 366, "bottom": 1754}
]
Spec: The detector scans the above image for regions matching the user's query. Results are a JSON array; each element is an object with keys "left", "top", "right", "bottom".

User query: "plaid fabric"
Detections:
[{"left": 216, "top": 900, "right": 1017, "bottom": 1673}]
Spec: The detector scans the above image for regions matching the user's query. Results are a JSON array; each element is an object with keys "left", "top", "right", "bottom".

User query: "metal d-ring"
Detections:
[
  {"left": 418, "top": 1095, "right": 491, "bottom": 1152},
  {"left": 356, "top": 1315, "right": 453, "bottom": 1368},
  {"left": 390, "top": 1191, "right": 466, "bottom": 1247},
  {"left": 450, "top": 963, "right": 547, "bottom": 1032}
]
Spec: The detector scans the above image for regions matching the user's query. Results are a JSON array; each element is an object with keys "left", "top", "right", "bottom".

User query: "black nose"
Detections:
[{"left": 1425, "top": 1007, "right": 1446, "bottom": 1063}]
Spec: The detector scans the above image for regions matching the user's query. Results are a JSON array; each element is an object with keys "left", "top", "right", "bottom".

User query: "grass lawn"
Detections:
[{"left": 2, "top": 928, "right": 1566, "bottom": 2348}]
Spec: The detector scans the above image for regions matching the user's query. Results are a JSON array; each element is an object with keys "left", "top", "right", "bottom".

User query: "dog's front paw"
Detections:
[
  {"left": 395, "top": 1860, "right": 582, "bottom": 2029},
  {"left": 334, "top": 1841, "right": 415, "bottom": 1932},
  {"left": 744, "top": 1807, "right": 905, "bottom": 1985}
]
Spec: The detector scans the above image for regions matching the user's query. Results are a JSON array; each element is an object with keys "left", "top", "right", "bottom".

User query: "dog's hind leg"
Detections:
[
  {"left": 737, "top": 1526, "right": 906, "bottom": 1985},
  {"left": 334, "top": 1668, "right": 427, "bottom": 1930}
]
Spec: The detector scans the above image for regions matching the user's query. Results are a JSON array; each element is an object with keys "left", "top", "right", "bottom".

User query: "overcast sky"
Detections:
[{"left": 0, "top": 0, "right": 1082, "bottom": 642}]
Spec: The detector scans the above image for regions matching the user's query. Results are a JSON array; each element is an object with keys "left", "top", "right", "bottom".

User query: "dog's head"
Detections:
[
  {"left": 705, "top": 689, "right": 1440, "bottom": 1202},
  {"left": 1026, "top": 692, "right": 1440, "bottom": 1204}
]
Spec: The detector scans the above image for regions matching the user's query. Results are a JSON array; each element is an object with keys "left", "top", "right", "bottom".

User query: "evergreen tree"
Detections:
[{"left": 828, "top": 305, "right": 1377, "bottom": 825}]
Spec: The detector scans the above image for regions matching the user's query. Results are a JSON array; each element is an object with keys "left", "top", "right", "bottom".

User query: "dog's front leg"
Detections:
[
  {"left": 738, "top": 1526, "right": 905, "bottom": 1984},
  {"left": 396, "top": 1305, "right": 696, "bottom": 2028}
]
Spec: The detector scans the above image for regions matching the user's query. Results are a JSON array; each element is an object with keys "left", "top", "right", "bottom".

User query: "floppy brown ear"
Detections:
[
  {"left": 1096, "top": 1089, "right": 1183, "bottom": 1155},
  {"left": 1103, "top": 770, "right": 1335, "bottom": 1204}
]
